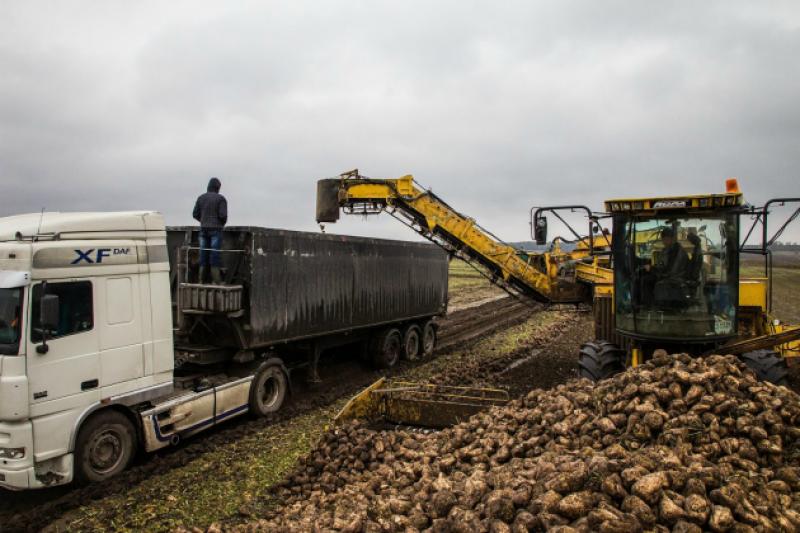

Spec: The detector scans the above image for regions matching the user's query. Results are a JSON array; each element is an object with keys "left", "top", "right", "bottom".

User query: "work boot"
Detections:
[
  {"left": 198, "top": 266, "right": 207, "bottom": 284},
  {"left": 211, "top": 267, "right": 223, "bottom": 284}
]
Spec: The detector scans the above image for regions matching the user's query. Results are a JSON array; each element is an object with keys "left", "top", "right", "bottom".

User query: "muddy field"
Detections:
[{"left": 1, "top": 260, "right": 591, "bottom": 532}]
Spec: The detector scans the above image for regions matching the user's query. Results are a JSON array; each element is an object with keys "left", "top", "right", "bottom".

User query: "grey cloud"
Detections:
[{"left": 1, "top": 0, "right": 799, "bottom": 243}]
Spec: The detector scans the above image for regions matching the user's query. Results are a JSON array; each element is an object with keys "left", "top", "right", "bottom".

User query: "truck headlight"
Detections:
[{"left": 0, "top": 447, "right": 25, "bottom": 459}]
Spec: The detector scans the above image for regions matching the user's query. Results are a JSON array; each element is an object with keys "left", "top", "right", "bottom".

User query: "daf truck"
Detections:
[{"left": 0, "top": 211, "right": 448, "bottom": 489}]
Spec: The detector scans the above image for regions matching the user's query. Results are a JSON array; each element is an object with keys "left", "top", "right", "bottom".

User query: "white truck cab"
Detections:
[{"left": 0, "top": 211, "right": 175, "bottom": 488}]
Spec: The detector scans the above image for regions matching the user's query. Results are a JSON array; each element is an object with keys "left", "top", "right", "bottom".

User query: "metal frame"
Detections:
[
  {"left": 740, "top": 198, "right": 800, "bottom": 312},
  {"left": 530, "top": 205, "right": 611, "bottom": 252}
]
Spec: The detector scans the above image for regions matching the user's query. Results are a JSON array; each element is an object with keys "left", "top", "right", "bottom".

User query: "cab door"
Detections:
[
  {"left": 26, "top": 280, "right": 100, "bottom": 406},
  {"left": 97, "top": 275, "right": 145, "bottom": 387}
]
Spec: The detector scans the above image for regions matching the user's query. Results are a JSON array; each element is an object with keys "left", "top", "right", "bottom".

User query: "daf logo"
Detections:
[
  {"left": 652, "top": 200, "right": 687, "bottom": 209},
  {"left": 72, "top": 248, "right": 131, "bottom": 264}
]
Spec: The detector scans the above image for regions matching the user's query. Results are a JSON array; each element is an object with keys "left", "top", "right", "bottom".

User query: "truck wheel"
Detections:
[
  {"left": 740, "top": 350, "right": 789, "bottom": 386},
  {"left": 420, "top": 320, "right": 436, "bottom": 359},
  {"left": 578, "top": 341, "right": 625, "bottom": 382},
  {"left": 371, "top": 328, "right": 402, "bottom": 369},
  {"left": 249, "top": 363, "right": 288, "bottom": 417},
  {"left": 402, "top": 325, "right": 422, "bottom": 361},
  {"left": 75, "top": 410, "right": 137, "bottom": 484}
]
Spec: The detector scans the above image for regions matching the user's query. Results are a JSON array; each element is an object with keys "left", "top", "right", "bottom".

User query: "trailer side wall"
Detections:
[{"left": 167, "top": 227, "right": 448, "bottom": 348}]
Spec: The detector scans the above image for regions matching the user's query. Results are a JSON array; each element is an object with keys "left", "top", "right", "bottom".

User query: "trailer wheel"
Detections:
[
  {"left": 420, "top": 320, "right": 436, "bottom": 359},
  {"left": 75, "top": 410, "right": 137, "bottom": 484},
  {"left": 371, "top": 328, "right": 402, "bottom": 369},
  {"left": 578, "top": 341, "right": 625, "bottom": 382},
  {"left": 249, "top": 363, "right": 288, "bottom": 417},
  {"left": 402, "top": 325, "right": 422, "bottom": 361},
  {"left": 740, "top": 350, "right": 789, "bottom": 386}
]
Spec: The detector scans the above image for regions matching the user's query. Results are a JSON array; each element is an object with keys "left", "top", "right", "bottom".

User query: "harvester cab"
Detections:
[
  {"left": 609, "top": 187, "right": 743, "bottom": 344},
  {"left": 576, "top": 180, "right": 800, "bottom": 385}
]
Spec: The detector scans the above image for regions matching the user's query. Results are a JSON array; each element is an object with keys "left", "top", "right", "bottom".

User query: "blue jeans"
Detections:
[{"left": 200, "top": 229, "right": 222, "bottom": 267}]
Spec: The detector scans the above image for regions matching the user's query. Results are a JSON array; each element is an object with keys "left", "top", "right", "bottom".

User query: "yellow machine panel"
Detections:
[{"left": 739, "top": 278, "right": 768, "bottom": 310}]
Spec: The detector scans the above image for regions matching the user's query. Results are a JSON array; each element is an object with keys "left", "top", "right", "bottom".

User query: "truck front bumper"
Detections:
[{"left": 0, "top": 420, "right": 72, "bottom": 490}]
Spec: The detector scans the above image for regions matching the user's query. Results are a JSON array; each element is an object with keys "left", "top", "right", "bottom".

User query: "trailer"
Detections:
[
  {"left": 166, "top": 226, "right": 448, "bottom": 376},
  {"left": 0, "top": 212, "right": 448, "bottom": 489}
]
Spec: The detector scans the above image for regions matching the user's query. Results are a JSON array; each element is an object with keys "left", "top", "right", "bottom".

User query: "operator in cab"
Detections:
[
  {"left": 647, "top": 228, "right": 688, "bottom": 280},
  {"left": 644, "top": 227, "right": 689, "bottom": 307},
  {"left": 193, "top": 177, "right": 228, "bottom": 284}
]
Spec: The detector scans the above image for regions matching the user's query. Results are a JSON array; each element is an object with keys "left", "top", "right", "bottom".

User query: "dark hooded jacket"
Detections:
[{"left": 193, "top": 178, "right": 228, "bottom": 229}]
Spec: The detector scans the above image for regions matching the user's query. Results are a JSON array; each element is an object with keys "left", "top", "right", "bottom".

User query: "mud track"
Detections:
[{"left": 1, "top": 296, "right": 540, "bottom": 532}]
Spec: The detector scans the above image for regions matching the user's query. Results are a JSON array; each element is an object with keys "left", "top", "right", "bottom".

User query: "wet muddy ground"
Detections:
[{"left": 2, "top": 292, "right": 569, "bottom": 532}]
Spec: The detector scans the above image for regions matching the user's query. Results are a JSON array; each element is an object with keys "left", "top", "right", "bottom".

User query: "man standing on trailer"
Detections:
[{"left": 193, "top": 177, "right": 228, "bottom": 283}]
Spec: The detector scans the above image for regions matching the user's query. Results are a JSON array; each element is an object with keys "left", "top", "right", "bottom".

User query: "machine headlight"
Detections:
[{"left": 0, "top": 447, "right": 25, "bottom": 459}]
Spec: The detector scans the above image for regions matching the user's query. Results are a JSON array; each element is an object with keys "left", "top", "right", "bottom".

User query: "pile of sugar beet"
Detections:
[{"left": 230, "top": 353, "right": 800, "bottom": 532}]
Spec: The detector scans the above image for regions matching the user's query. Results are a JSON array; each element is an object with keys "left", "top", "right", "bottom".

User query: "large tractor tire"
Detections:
[
  {"left": 402, "top": 324, "right": 422, "bottom": 361},
  {"left": 371, "top": 328, "right": 403, "bottom": 369},
  {"left": 249, "top": 361, "right": 289, "bottom": 417},
  {"left": 740, "top": 350, "right": 789, "bottom": 386},
  {"left": 75, "top": 410, "right": 137, "bottom": 484},
  {"left": 578, "top": 341, "right": 626, "bottom": 382}
]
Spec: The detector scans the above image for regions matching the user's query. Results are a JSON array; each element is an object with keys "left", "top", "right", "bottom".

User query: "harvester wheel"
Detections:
[
  {"left": 371, "top": 328, "right": 403, "bottom": 369},
  {"left": 740, "top": 350, "right": 789, "bottom": 386},
  {"left": 420, "top": 320, "right": 437, "bottom": 359},
  {"left": 578, "top": 341, "right": 625, "bottom": 382},
  {"left": 249, "top": 362, "right": 288, "bottom": 417},
  {"left": 402, "top": 325, "right": 422, "bottom": 361}
]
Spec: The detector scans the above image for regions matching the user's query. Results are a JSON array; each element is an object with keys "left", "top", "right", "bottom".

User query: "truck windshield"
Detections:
[
  {"left": 613, "top": 212, "right": 739, "bottom": 340},
  {"left": 0, "top": 288, "right": 22, "bottom": 355}
]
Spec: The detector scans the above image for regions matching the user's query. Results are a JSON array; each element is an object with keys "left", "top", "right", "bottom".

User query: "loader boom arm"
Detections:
[{"left": 317, "top": 172, "right": 589, "bottom": 303}]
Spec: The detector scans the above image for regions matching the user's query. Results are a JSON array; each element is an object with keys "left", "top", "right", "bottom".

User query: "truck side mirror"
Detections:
[
  {"left": 37, "top": 293, "right": 59, "bottom": 354},
  {"left": 534, "top": 216, "right": 548, "bottom": 245}
]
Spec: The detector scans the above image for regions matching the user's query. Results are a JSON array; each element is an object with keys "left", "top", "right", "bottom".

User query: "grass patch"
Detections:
[
  {"left": 61, "top": 407, "right": 338, "bottom": 532},
  {"left": 447, "top": 259, "right": 505, "bottom": 308}
]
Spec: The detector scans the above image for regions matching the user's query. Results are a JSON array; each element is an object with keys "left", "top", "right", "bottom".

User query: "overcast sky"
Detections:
[{"left": 1, "top": 1, "right": 799, "bottom": 243}]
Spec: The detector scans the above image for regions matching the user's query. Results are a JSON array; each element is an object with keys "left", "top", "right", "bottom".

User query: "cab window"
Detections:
[
  {"left": 0, "top": 288, "right": 22, "bottom": 355},
  {"left": 613, "top": 213, "right": 739, "bottom": 339},
  {"left": 31, "top": 281, "right": 93, "bottom": 342}
]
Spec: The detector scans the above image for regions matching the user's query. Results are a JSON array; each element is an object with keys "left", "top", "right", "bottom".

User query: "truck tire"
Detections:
[
  {"left": 249, "top": 363, "right": 288, "bottom": 417},
  {"left": 420, "top": 320, "right": 436, "bottom": 359},
  {"left": 371, "top": 328, "right": 402, "bottom": 369},
  {"left": 740, "top": 350, "right": 789, "bottom": 386},
  {"left": 75, "top": 410, "right": 137, "bottom": 484},
  {"left": 578, "top": 341, "right": 625, "bottom": 382},
  {"left": 402, "top": 324, "right": 422, "bottom": 361}
]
